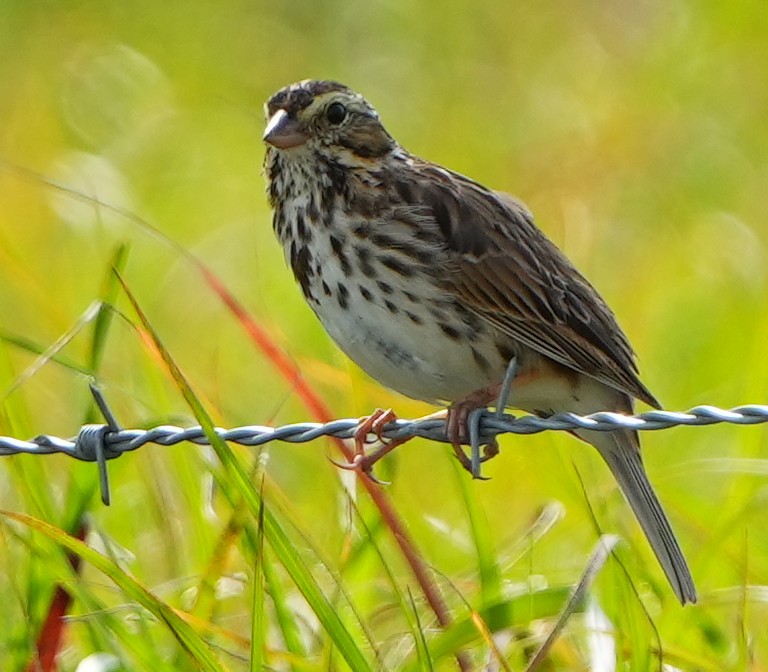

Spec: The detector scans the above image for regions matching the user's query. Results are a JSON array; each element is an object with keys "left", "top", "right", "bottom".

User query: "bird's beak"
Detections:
[{"left": 263, "top": 109, "right": 308, "bottom": 149}]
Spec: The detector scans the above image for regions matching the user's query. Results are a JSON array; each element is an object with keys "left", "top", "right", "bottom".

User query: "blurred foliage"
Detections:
[{"left": 1, "top": 0, "right": 767, "bottom": 670}]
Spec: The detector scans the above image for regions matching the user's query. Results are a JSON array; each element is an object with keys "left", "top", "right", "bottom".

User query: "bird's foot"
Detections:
[
  {"left": 446, "top": 387, "right": 502, "bottom": 479},
  {"left": 330, "top": 408, "right": 406, "bottom": 484}
]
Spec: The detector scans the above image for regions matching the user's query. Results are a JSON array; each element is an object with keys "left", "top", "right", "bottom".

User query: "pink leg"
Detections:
[
  {"left": 330, "top": 408, "right": 409, "bottom": 483},
  {"left": 445, "top": 385, "right": 501, "bottom": 475}
]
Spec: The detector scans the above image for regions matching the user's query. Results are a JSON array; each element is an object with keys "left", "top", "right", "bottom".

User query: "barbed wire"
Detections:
[
  {"left": 6, "top": 404, "right": 768, "bottom": 460},
  {"left": 1, "top": 382, "right": 766, "bottom": 505}
]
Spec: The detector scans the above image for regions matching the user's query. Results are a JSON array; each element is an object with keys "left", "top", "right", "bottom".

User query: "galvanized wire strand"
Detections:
[
  {"left": 0, "top": 384, "right": 768, "bottom": 505},
  {"left": 4, "top": 404, "right": 768, "bottom": 461},
  {"left": 2, "top": 382, "right": 766, "bottom": 505}
]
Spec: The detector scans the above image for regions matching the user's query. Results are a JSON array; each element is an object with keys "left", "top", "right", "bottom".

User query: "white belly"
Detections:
[
  {"left": 313, "top": 279, "right": 502, "bottom": 403},
  {"left": 291, "top": 229, "right": 506, "bottom": 403}
]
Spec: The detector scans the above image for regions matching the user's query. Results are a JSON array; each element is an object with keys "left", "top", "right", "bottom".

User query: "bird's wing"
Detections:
[{"left": 400, "top": 160, "right": 659, "bottom": 408}]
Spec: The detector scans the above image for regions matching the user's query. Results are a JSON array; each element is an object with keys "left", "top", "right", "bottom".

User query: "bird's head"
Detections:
[{"left": 263, "top": 80, "right": 396, "bottom": 161}]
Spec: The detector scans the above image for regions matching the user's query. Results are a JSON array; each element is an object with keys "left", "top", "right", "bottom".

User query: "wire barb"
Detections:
[
  {"left": 495, "top": 357, "right": 518, "bottom": 421},
  {"left": 75, "top": 381, "right": 123, "bottom": 505}
]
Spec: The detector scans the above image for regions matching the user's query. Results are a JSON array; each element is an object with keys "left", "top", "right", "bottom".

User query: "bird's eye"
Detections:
[{"left": 326, "top": 102, "right": 347, "bottom": 125}]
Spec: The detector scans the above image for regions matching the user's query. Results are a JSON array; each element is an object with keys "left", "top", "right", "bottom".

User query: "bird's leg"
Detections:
[
  {"left": 446, "top": 385, "right": 501, "bottom": 477},
  {"left": 336, "top": 358, "right": 520, "bottom": 481},
  {"left": 331, "top": 408, "right": 408, "bottom": 483},
  {"left": 447, "top": 357, "right": 520, "bottom": 477}
]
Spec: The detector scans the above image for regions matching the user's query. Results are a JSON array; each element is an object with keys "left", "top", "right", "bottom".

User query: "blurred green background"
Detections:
[{"left": 1, "top": 1, "right": 767, "bottom": 670}]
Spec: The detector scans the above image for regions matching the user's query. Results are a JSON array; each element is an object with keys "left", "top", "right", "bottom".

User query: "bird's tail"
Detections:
[{"left": 582, "top": 428, "right": 697, "bottom": 604}]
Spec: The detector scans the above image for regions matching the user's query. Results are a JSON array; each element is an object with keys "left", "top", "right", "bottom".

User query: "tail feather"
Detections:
[{"left": 584, "top": 428, "right": 697, "bottom": 604}]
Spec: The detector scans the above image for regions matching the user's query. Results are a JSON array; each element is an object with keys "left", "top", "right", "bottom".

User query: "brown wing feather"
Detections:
[{"left": 406, "top": 160, "right": 660, "bottom": 408}]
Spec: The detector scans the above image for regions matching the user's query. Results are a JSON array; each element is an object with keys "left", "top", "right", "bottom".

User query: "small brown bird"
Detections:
[{"left": 262, "top": 79, "right": 696, "bottom": 604}]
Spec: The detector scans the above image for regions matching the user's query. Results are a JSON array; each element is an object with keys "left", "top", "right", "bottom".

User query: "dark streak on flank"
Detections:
[
  {"left": 330, "top": 234, "right": 352, "bottom": 276},
  {"left": 380, "top": 256, "right": 413, "bottom": 277},
  {"left": 428, "top": 305, "right": 447, "bottom": 320},
  {"left": 355, "top": 245, "right": 377, "bottom": 277},
  {"left": 307, "top": 196, "right": 320, "bottom": 223},
  {"left": 369, "top": 232, "right": 395, "bottom": 248},
  {"left": 371, "top": 232, "right": 431, "bottom": 264},
  {"left": 384, "top": 300, "right": 399, "bottom": 314},
  {"left": 439, "top": 323, "right": 461, "bottom": 340},
  {"left": 290, "top": 242, "right": 314, "bottom": 300},
  {"left": 294, "top": 211, "right": 312, "bottom": 242},
  {"left": 397, "top": 243, "right": 433, "bottom": 264},
  {"left": 337, "top": 283, "right": 350, "bottom": 309},
  {"left": 471, "top": 347, "right": 491, "bottom": 373},
  {"left": 271, "top": 207, "right": 284, "bottom": 238}
]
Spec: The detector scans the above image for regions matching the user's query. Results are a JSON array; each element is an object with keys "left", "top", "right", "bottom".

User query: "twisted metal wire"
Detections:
[
  {"left": 2, "top": 381, "right": 766, "bottom": 504},
  {"left": 5, "top": 405, "right": 768, "bottom": 460}
]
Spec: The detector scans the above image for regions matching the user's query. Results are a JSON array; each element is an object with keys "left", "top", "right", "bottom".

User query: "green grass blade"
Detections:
[
  {"left": 404, "top": 586, "right": 573, "bottom": 669},
  {"left": 525, "top": 534, "right": 619, "bottom": 671},
  {"left": 451, "top": 458, "right": 502, "bottom": 606},
  {"left": 1, "top": 510, "right": 225, "bottom": 671},
  {"left": 250, "top": 490, "right": 266, "bottom": 672},
  {"left": 88, "top": 243, "right": 130, "bottom": 378},
  {"left": 262, "top": 550, "right": 307, "bottom": 665}
]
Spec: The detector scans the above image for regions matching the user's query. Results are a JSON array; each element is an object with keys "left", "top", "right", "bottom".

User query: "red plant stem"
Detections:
[{"left": 26, "top": 521, "right": 88, "bottom": 672}]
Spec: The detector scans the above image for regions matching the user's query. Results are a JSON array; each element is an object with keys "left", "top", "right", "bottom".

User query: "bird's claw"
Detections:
[
  {"left": 328, "top": 455, "right": 391, "bottom": 485},
  {"left": 354, "top": 408, "right": 397, "bottom": 447},
  {"left": 451, "top": 439, "right": 497, "bottom": 480},
  {"left": 328, "top": 409, "right": 403, "bottom": 484}
]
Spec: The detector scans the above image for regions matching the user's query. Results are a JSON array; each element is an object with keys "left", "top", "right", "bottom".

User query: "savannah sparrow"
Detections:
[{"left": 262, "top": 79, "right": 696, "bottom": 604}]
